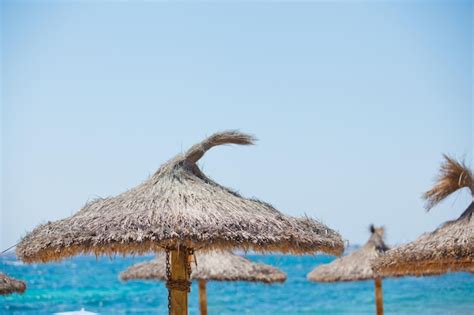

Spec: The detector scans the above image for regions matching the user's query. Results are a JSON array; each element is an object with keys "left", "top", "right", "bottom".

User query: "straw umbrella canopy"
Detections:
[
  {"left": 308, "top": 225, "right": 389, "bottom": 282},
  {"left": 0, "top": 273, "right": 26, "bottom": 296},
  {"left": 16, "top": 131, "right": 344, "bottom": 314},
  {"left": 308, "top": 226, "right": 389, "bottom": 315},
  {"left": 120, "top": 251, "right": 287, "bottom": 283},
  {"left": 120, "top": 251, "right": 286, "bottom": 315},
  {"left": 373, "top": 155, "right": 473, "bottom": 277}
]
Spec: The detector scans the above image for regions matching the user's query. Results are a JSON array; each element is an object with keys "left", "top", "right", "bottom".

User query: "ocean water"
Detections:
[{"left": 0, "top": 253, "right": 472, "bottom": 314}]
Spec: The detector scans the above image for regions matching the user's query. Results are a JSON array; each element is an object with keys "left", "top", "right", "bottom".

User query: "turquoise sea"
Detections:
[{"left": 1, "top": 252, "right": 473, "bottom": 314}]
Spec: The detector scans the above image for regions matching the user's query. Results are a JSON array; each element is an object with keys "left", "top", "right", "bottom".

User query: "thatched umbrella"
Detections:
[
  {"left": 0, "top": 273, "right": 26, "bottom": 295},
  {"left": 373, "top": 155, "right": 473, "bottom": 277},
  {"left": 120, "top": 251, "right": 286, "bottom": 315},
  {"left": 307, "top": 226, "right": 389, "bottom": 315},
  {"left": 16, "top": 131, "right": 344, "bottom": 314}
]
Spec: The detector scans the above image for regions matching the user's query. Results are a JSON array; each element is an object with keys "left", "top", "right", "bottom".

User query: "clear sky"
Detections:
[{"left": 1, "top": 1, "right": 472, "bottom": 251}]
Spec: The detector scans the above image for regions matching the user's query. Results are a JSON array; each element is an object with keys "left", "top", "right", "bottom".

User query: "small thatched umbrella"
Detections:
[
  {"left": 373, "top": 155, "right": 473, "bottom": 277},
  {"left": 0, "top": 273, "right": 26, "bottom": 295},
  {"left": 16, "top": 131, "right": 344, "bottom": 314},
  {"left": 120, "top": 251, "right": 286, "bottom": 315},
  {"left": 307, "top": 226, "right": 389, "bottom": 315}
]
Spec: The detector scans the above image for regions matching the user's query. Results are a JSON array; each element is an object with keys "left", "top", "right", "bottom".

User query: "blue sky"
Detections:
[{"left": 1, "top": 1, "right": 472, "bottom": 251}]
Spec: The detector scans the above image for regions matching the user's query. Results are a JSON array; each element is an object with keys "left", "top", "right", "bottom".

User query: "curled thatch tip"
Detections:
[
  {"left": 368, "top": 224, "right": 385, "bottom": 240},
  {"left": 184, "top": 130, "right": 256, "bottom": 164},
  {"left": 369, "top": 224, "right": 375, "bottom": 234},
  {"left": 369, "top": 225, "right": 385, "bottom": 239},
  {"left": 423, "top": 155, "right": 473, "bottom": 211}
]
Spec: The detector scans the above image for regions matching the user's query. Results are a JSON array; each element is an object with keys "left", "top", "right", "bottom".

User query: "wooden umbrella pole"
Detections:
[
  {"left": 198, "top": 279, "right": 208, "bottom": 315},
  {"left": 374, "top": 277, "right": 384, "bottom": 315},
  {"left": 170, "top": 248, "right": 190, "bottom": 315}
]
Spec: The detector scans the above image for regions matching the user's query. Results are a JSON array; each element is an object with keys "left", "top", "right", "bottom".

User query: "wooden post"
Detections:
[
  {"left": 374, "top": 277, "right": 384, "bottom": 315},
  {"left": 170, "top": 248, "right": 190, "bottom": 315},
  {"left": 198, "top": 279, "right": 208, "bottom": 315}
]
